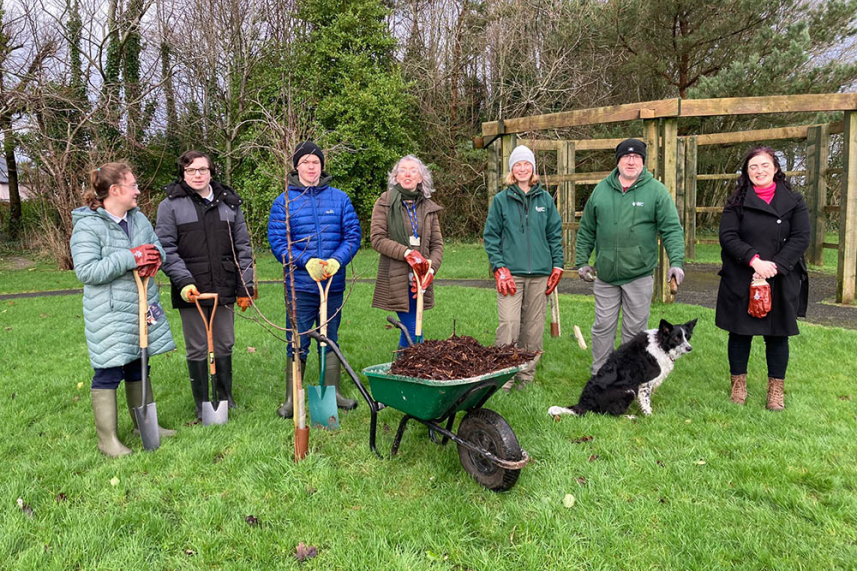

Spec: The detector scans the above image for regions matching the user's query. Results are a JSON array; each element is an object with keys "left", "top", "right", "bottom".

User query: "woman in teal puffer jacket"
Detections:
[{"left": 70, "top": 163, "right": 176, "bottom": 457}]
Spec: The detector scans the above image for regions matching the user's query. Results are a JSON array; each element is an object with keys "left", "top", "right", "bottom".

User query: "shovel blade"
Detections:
[
  {"left": 308, "top": 385, "right": 339, "bottom": 430},
  {"left": 201, "top": 400, "right": 229, "bottom": 426},
  {"left": 133, "top": 403, "right": 161, "bottom": 451}
]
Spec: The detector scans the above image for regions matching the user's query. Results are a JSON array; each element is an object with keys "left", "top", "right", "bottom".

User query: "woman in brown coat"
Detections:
[{"left": 371, "top": 155, "right": 444, "bottom": 350}]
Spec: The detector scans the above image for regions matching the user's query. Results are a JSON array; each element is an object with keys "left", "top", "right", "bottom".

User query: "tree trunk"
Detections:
[{"left": 1, "top": 114, "right": 21, "bottom": 240}]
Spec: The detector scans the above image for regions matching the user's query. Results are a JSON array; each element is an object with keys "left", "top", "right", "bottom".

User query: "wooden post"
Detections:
[
  {"left": 487, "top": 140, "right": 499, "bottom": 210},
  {"left": 500, "top": 134, "right": 517, "bottom": 185},
  {"left": 685, "top": 136, "right": 698, "bottom": 260},
  {"left": 838, "top": 111, "right": 857, "bottom": 304},
  {"left": 655, "top": 118, "right": 678, "bottom": 303},
  {"left": 557, "top": 141, "right": 576, "bottom": 267},
  {"left": 676, "top": 138, "right": 686, "bottom": 228},
  {"left": 806, "top": 125, "right": 829, "bottom": 266},
  {"left": 644, "top": 119, "right": 659, "bottom": 178}
]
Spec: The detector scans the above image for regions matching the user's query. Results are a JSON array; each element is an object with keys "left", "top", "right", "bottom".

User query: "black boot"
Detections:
[
  {"left": 187, "top": 359, "right": 209, "bottom": 420},
  {"left": 214, "top": 356, "right": 236, "bottom": 409},
  {"left": 325, "top": 353, "right": 357, "bottom": 411},
  {"left": 277, "top": 358, "right": 306, "bottom": 418}
]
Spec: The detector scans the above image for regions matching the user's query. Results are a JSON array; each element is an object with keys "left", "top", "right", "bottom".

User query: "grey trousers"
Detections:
[
  {"left": 496, "top": 275, "right": 548, "bottom": 382},
  {"left": 591, "top": 275, "right": 654, "bottom": 374},
  {"left": 179, "top": 305, "right": 236, "bottom": 361}
]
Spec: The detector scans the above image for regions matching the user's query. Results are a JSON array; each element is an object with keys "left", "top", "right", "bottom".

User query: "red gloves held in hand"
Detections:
[
  {"left": 545, "top": 267, "right": 563, "bottom": 295},
  {"left": 748, "top": 278, "right": 772, "bottom": 318},
  {"left": 130, "top": 244, "right": 159, "bottom": 267},
  {"left": 494, "top": 268, "right": 516, "bottom": 296},
  {"left": 236, "top": 297, "right": 252, "bottom": 312}
]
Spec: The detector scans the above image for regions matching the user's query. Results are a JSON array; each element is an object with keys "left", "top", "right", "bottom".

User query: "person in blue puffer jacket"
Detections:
[{"left": 268, "top": 141, "right": 362, "bottom": 418}]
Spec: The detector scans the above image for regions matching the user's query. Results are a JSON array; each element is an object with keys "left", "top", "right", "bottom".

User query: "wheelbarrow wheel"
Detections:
[{"left": 456, "top": 408, "right": 522, "bottom": 492}]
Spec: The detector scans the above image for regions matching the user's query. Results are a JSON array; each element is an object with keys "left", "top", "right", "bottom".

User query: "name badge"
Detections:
[
  {"left": 147, "top": 303, "right": 165, "bottom": 325},
  {"left": 409, "top": 236, "right": 421, "bottom": 247}
]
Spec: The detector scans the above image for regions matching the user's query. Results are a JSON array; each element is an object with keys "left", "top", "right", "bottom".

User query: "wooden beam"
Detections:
[
  {"left": 823, "top": 242, "right": 839, "bottom": 249},
  {"left": 824, "top": 205, "right": 841, "bottom": 213},
  {"left": 806, "top": 125, "right": 830, "bottom": 266},
  {"left": 657, "top": 118, "right": 678, "bottom": 303},
  {"left": 500, "top": 134, "right": 517, "bottom": 186},
  {"left": 481, "top": 99, "right": 680, "bottom": 136},
  {"left": 543, "top": 172, "right": 611, "bottom": 185},
  {"left": 487, "top": 138, "right": 499, "bottom": 210},
  {"left": 838, "top": 110, "right": 857, "bottom": 304},
  {"left": 557, "top": 141, "right": 576, "bottom": 268},
  {"left": 681, "top": 94, "right": 857, "bottom": 118},
  {"left": 697, "top": 170, "right": 806, "bottom": 181},
  {"left": 685, "top": 136, "right": 698, "bottom": 260},
  {"left": 694, "top": 122, "right": 842, "bottom": 146}
]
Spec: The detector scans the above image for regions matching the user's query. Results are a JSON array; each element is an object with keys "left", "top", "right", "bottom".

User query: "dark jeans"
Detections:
[
  {"left": 285, "top": 289, "right": 344, "bottom": 360},
  {"left": 92, "top": 359, "right": 149, "bottom": 389},
  {"left": 728, "top": 333, "right": 789, "bottom": 379}
]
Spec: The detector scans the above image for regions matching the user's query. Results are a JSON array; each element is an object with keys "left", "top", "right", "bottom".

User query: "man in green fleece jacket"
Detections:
[{"left": 575, "top": 138, "right": 685, "bottom": 374}]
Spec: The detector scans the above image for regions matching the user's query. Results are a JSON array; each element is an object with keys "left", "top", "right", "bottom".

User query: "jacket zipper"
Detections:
[{"left": 310, "top": 187, "right": 323, "bottom": 258}]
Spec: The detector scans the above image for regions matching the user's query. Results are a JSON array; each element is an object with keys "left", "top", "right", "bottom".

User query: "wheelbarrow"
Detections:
[{"left": 306, "top": 330, "right": 530, "bottom": 492}]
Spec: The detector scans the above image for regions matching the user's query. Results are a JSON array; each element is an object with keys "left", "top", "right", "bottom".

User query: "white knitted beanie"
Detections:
[{"left": 508, "top": 145, "right": 536, "bottom": 172}]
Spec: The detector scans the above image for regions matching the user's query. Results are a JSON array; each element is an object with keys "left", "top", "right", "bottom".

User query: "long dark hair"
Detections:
[{"left": 726, "top": 146, "right": 792, "bottom": 210}]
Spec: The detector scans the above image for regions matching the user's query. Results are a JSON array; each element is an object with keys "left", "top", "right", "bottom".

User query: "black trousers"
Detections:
[{"left": 727, "top": 333, "right": 789, "bottom": 379}]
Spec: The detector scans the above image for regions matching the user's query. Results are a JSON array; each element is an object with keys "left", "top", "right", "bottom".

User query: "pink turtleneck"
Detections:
[{"left": 753, "top": 182, "right": 776, "bottom": 204}]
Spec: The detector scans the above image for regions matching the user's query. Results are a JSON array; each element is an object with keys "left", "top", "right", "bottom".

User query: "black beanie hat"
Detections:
[
  {"left": 615, "top": 138, "right": 646, "bottom": 164},
  {"left": 293, "top": 141, "right": 325, "bottom": 170}
]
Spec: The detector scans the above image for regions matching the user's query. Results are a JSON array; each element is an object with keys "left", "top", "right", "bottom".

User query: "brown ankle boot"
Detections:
[
  {"left": 766, "top": 377, "right": 784, "bottom": 411},
  {"left": 730, "top": 374, "right": 747, "bottom": 405}
]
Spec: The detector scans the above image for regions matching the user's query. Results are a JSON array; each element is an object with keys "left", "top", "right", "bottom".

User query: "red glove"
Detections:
[
  {"left": 410, "top": 269, "right": 434, "bottom": 298},
  {"left": 236, "top": 297, "right": 252, "bottom": 312},
  {"left": 139, "top": 257, "right": 161, "bottom": 277},
  {"left": 494, "top": 268, "right": 516, "bottom": 296},
  {"left": 130, "top": 244, "right": 159, "bottom": 267},
  {"left": 545, "top": 267, "right": 563, "bottom": 295},
  {"left": 404, "top": 249, "right": 430, "bottom": 275},
  {"left": 748, "top": 279, "right": 772, "bottom": 318}
]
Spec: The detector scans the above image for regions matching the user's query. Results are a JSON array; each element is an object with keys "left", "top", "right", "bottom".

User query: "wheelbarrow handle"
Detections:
[
  {"left": 306, "top": 330, "right": 378, "bottom": 413},
  {"left": 386, "top": 315, "right": 414, "bottom": 347}
]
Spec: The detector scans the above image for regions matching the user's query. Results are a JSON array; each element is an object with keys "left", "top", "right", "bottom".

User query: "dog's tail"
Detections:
[{"left": 548, "top": 405, "right": 582, "bottom": 417}]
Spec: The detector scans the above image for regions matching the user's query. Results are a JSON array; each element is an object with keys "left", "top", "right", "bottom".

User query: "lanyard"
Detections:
[{"left": 404, "top": 200, "right": 419, "bottom": 238}]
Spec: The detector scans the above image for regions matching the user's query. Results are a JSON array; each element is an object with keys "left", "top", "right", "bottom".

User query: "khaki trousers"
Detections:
[
  {"left": 591, "top": 275, "right": 654, "bottom": 374},
  {"left": 495, "top": 275, "right": 548, "bottom": 382}
]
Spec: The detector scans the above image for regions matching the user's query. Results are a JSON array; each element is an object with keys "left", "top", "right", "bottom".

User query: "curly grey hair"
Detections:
[{"left": 387, "top": 155, "right": 435, "bottom": 198}]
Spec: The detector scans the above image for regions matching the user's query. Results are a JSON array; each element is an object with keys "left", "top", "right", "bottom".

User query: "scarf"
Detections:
[{"left": 387, "top": 184, "right": 422, "bottom": 247}]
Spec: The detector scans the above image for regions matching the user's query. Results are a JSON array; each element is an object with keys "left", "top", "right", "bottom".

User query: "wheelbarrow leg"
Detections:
[
  {"left": 369, "top": 406, "right": 382, "bottom": 459},
  {"left": 391, "top": 414, "right": 413, "bottom": 457},
  {"left": 439, "top": 415, "right": 456, "bottom": 446}
]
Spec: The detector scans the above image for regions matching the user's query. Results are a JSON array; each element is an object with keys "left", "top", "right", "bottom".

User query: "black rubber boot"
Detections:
[
  {"left": 125, "top": 381, "right": 176, "bottom": 437},
  {"left": 277, "top": 358, "right": 306, "bottom": 418},
  {"left": 325, "top": 353, "right": 357, "bottom": 411},
  {"left": 187, "top": 359, "right": 209, "bottom": 420},
  {"left": 214, "top": 356, "right": 236, "bottom": 409}
]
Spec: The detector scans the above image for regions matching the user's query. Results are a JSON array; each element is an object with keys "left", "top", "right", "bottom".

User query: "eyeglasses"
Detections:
[
  {"left": 185, "top": 168, "right": 210, "bottom": 176},
  {"left": 114, "top": 183, "right": 139, "bottom": 191}
]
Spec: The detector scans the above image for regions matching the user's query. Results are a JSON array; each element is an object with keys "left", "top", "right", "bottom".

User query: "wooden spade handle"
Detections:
[
  {"left": 194, "top": 293, "right": 219, "bottom": 373},
  {"left": 669, "top": 277, "right": 679, "bottom": 295},
  {"left": 133, "top": 270, "right": 149, "bottom": 349}
]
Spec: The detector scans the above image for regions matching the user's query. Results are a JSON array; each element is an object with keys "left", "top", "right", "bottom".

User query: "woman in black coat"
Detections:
[{"left": 715, "top": 146, "right": 809, "bottom": 411}]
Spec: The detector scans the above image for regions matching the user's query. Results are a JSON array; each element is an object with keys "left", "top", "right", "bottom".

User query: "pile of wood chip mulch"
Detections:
[{"left": 389, "top": 335, "right": 538, "bottom": 380}]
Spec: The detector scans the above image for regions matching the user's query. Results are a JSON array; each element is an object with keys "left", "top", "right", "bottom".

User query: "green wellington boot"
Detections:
[
  {"left": 91, "top": 389, "right": 133, "bottom": 458},
  {"left": 125, "top": 381, "right": 176, "bottom": 437},
  {"left": 325, "top": 353, "right": 357, "bottom": 411},
  {"left": 187, "top": 359, "right": 209, "bottom": 420},
  {"left": 277, "top": 358, "right": 306, "bottom": 418},
  {"left": 214, "top": 356, "right": 236, "bottom": 409}
]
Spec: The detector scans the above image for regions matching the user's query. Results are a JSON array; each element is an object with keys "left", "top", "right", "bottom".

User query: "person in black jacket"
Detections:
[
  {"left": 156, "top": 151, "right": 255, "bottom": 418},
  {"left": 715, "top": 147, "right": 809, "bottom": 411}
]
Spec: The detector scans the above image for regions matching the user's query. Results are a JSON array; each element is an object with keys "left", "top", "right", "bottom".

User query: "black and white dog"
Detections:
[{"left": 548, "top": 318, "right": 697, "bottom": 417}]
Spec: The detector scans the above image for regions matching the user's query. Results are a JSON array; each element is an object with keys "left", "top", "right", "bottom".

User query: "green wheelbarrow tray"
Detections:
[{"left": 362, "top": 363, "right": 527, "bottom": 421}]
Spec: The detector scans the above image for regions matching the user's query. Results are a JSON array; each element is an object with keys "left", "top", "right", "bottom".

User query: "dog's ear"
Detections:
[
  {"left": 658, "top": 319, "right": 672, "bottom": 336},
  {"left": 684, "top": 318, "right": 698, "bottom": 335}
]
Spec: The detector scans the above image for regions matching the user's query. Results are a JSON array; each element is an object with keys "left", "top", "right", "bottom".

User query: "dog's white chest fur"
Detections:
[{"left": 636, "top": 330, "right": 675, "bottom": 415}]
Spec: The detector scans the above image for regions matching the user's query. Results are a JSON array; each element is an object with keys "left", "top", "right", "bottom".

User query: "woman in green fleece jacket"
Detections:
[{"left": 483, "top": 145, "right": 564, "bottom": 389}]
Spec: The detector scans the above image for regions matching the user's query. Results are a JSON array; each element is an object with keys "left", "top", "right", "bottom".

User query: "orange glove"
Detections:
[
  {"left": 130, "top": 244, "right": 159, "bottom": 267},
  {"left": 236, "top": 297, "right": 252, "bottom": 312},
  {"left": 410, "top": 269, "right": 435, "bottom": 298},
  {"left": 545, "top": 267, "right": 563, "bottom": 295},
  {"left": 748, "top": 279, "right": 772, "bottom": 318},
  {"left": 494, "top": 268, "right": 516, "bottom": 296}
]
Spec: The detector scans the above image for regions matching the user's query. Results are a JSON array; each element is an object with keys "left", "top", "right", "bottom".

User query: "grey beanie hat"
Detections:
[{"left": 508, "top": 145, "right": 536, "bottom": 172}]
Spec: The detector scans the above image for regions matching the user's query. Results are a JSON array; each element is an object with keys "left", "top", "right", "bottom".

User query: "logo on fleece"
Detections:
[
  {"left": 632, "top": 201, "right": 645, "bottom": 207},
  {"left": 535, "top": 206, "right": 545, "bottom": 212},
  {"left": 325, "top": 209, "right": 334, "bottom": 214}
]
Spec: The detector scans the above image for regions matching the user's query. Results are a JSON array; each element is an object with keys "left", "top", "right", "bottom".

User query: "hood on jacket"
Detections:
[
  {"left": 506, "top": 182, "right": 547, "bottom": 202},
  {"left": 72, "top": 205, "right": 139, "bottom": 224},
  {"left": 288, "top": 171, "right": 333, "bottom": 191},
  {"left": 164, "top": 179, "right": 243, "bottom": 207},
  {"left": 605, "top": 167, "right": 654, "bottom": 192}
]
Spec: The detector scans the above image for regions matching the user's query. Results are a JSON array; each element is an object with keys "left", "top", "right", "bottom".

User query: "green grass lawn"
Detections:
[{"left": 3, "top": 281, "right": 857, "bottom": 569}]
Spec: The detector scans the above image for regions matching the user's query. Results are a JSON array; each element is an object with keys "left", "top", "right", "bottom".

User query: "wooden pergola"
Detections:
[{"left": 474, "top": 94, "right": 857, "bottom": 305}]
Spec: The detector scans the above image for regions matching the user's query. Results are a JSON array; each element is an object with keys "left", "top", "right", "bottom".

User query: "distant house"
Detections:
[{"left": 0, "top": 158, "right": 32, "bottom": 201}]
